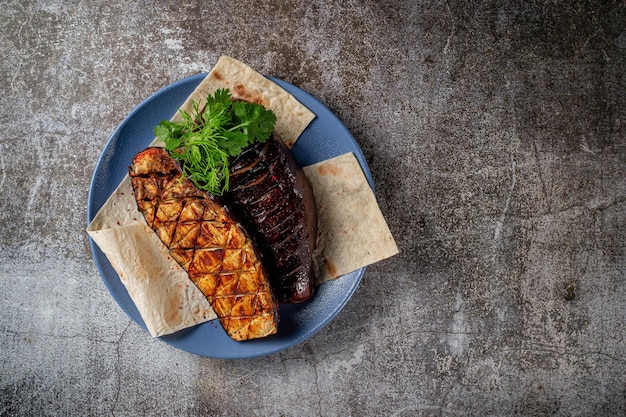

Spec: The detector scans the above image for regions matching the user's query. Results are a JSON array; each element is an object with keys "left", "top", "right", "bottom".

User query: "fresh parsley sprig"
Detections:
[{"left": 154, "top": 89, "right": 276, "bottom": 196}]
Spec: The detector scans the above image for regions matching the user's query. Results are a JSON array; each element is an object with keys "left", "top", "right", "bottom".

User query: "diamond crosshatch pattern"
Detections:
[{"left": 129, "top": 147, "right": 278, "bottom": 341}]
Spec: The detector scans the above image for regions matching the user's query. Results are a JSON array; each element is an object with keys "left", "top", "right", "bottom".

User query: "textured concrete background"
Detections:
[{"left": 1, "top": 0, "right": 625, "bottom": 416}]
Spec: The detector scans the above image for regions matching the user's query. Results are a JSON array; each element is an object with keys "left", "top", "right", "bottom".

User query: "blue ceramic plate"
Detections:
[{"left": 87, "top": 74, "right": 373, "bottom": 359}]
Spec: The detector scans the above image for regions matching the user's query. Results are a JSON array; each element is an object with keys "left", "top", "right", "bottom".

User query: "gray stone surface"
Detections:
[{"left": 1, "top": 1, "right": 625, "bottom": 415}]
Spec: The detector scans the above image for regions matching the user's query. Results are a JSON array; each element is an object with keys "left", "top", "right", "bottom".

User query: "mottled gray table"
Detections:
[{"left": 1, "top": 1, "right": 625, "bottom": 416}]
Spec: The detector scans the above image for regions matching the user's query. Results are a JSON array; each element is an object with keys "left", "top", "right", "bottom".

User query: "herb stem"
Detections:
[{"left": 153, "top": 89, "right": 276, "bottom": 196}]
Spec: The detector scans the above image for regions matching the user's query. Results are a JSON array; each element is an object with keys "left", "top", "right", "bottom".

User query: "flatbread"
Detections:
[
  {"left": 304, "top": 154, "right": 399, "bottom": 283},
  {"left": 87, "top": 176, "right": 216, "bottom": 336},
  {"left": 161, "top": 55, "right": 315, "bottom": 148}
]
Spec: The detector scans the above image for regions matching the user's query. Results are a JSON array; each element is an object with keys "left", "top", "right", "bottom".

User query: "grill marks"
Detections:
[
  {"left": 129, "top": 147, "right": 278, "bottom": 341},
  {"left": 224, "top": 137, "right": 318, "bottom": 303}
]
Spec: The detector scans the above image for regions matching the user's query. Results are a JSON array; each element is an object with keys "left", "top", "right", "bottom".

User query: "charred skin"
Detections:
[
  {"left": 224, "top": 136, "right": 318, "bottom": 303},
  {"left": 129, "top": 147, "right": 279, "bottom": 341}
]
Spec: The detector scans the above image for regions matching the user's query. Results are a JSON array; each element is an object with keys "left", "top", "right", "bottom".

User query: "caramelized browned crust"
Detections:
[
  {"left": 224, "top": 136, "right": 318, "bottom": 303},
  {"left": 129, "top": 147, "right": 278, "bottom": 341}
]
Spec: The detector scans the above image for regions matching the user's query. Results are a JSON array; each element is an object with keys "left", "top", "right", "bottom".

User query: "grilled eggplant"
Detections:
[
  {"left": 224, "top": 136, "right": 318, "bottom": 303},
  {"left": 129, "top": 147, "right": 278, "bottom": 341}
]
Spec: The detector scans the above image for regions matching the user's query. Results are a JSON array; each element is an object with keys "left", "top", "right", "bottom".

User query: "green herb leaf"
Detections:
[
  {"left": 231, "top": 101, "right": 277, "bottom": 144},
  {"left": 153, "top": 89, "right": 276, "bottom": 196}
]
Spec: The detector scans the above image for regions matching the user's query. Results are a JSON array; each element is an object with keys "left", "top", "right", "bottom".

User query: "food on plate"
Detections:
[
  {"left": 86, "top": 56, "right": 399, "bottom": 351},
  {"left": 155, "top": 89, "right": 317, "bottom": 304},
  {"left": 128, "top": 147, "right": 279, "bottom": 341},
  {"left": 224, "top": 136, "right": 317, "bottom": 303}
]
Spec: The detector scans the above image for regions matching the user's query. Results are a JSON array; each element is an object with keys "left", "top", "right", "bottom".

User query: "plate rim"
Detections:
[{"left": 87, "top": 73, "right": 371, "bottom": 359}]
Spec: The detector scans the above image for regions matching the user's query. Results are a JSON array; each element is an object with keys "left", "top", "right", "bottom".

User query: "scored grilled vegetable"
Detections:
[
  {"left": 129, "top": 147, "right": 279, "bottom": 341},
  {"left": 224, "top": 136, "right": 317, "bottom": 303}
]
